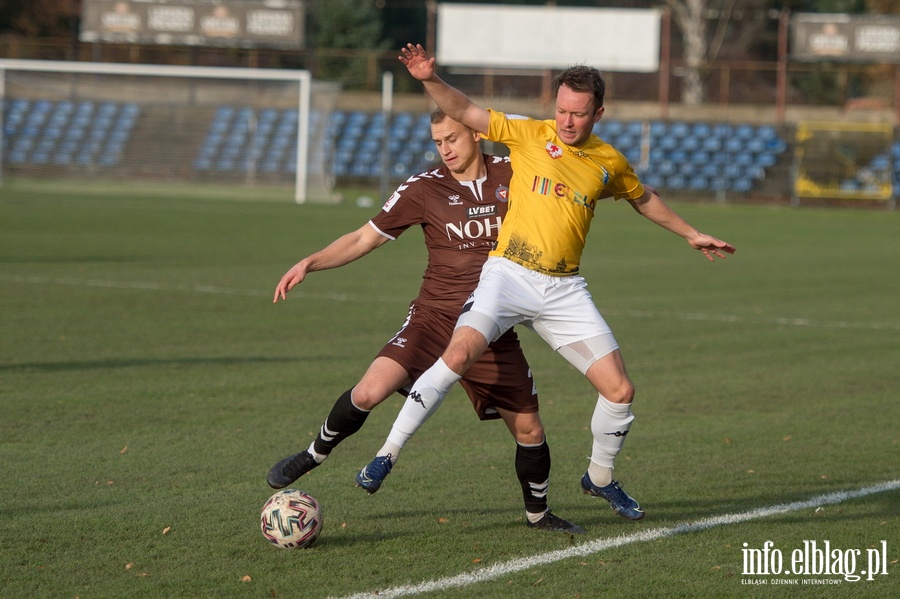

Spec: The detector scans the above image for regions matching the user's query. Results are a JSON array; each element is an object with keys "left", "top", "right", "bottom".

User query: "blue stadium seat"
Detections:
[
  {"left": 688, "top": 175, "right": 708, "bottom": 190},
  {"left": 734, "top": 124, "right": 755, "bottom": 140},
  {"left": 701, "top": 163, "right": 721, "bottom": 179},
  {"left": 724, "top": 137, "right": 744, "bottom": 153},
  {"left": 668, "top": 122, "right": 690, "bottom": 138},
  {"left": 710, "top": 177, "right": 730, "bottom": 191},
  {"left": 666, "top": 174, "right": 688, "bottom": 190},
  {"left": 711, "top": 123, "right": 731, "bottom": 138},
  {"left": 702, "top": 137, "right": 722, "bottom": 153},
  {"left": 658, "top": 136, "right": 679, "bottom": 152},
  {"left": 691, "top": 123, "right": 712, "bottom": 138},
  {"left": 649, "top": 121, "right": 667, "bottom": 137},
  {"left": 680, "top": 135, "right": 702, "bottom": 152},
  {"left": 732, "top": 177, "right": 754, "bottom": 192}
]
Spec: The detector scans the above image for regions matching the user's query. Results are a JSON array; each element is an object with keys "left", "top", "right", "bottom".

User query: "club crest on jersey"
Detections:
[
  {"left": 495, "top": 185, "right": 509, "bottom": 202},
  {"left": 546, "top": 142, "right": 563, "bottom": 159},
  {"left": 447, "top": 194, "right": 464, "bottom": 206}
]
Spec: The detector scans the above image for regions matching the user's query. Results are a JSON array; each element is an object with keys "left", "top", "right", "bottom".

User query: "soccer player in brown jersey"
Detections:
[
  {"left": 357, "top": 44, "right": 735, "bottom": 523},
  {"left": 266, "top": 110, "right": 582, "bottom": 534}
]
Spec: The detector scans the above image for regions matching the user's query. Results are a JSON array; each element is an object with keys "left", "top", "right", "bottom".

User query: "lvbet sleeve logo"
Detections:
[{"left": 741, "top": 540, "right": 890, "bottom": 584}]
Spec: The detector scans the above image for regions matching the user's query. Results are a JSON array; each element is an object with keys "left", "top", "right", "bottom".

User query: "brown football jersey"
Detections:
[{"left": 369, "top": 154, "right": 511, "bottom": 312}]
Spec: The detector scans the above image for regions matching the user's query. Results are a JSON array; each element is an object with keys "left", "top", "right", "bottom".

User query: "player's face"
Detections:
[
  {"left": 555, "top": 84, "right": 604, "bottom": 147},
  {"left": 431, "top": 118, "right": 480, "bottom": 175}
]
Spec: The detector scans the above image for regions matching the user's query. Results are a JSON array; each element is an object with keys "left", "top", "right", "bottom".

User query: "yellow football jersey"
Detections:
[{"left": 485, "top": 109, "right": 644, "bottom": 275}]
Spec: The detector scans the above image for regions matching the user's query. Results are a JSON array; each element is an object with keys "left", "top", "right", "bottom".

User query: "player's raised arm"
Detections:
[
  {"left": 628, "top": 187, "right": 735, "bottom": 261},
  {"left": 399, "top": 43, "right": 490, "bottom": 135},
  {"left": 273, "top": 223, "right": 388, "bottom": 302}
]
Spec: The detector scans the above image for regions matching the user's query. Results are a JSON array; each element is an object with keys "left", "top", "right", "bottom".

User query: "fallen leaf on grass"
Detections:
[
  {"left": 472, "top": 558, "right": 482, "bottom": 563},
  {"left": 125, "top": 563, "right": 133, "bottom": 571},
  {"left": 438, "top": 517, "right": 449, "bottom": 524},
  {"left": 162, "top": 527, "right": 171, "bottom": 535},
  {"left": 120, "top": 446, "right": 128, "bottom": 454},
  {"left": 241, "top": 575, "right": 252, "bottom": 582}
]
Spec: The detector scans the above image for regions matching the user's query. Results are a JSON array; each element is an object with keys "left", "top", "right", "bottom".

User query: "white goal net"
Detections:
[{"left": 0, "top": 59, "right": 340, "bottom": 203}]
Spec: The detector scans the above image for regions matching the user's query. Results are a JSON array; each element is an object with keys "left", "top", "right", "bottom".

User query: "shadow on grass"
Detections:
[{"left": 0, "top": 355, "right": 330, "bottom": 373}]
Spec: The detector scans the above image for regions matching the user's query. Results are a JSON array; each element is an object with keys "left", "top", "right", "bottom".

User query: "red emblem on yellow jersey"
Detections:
[{"left": 546, "top": 142, "right": 563, "bottom": 159}]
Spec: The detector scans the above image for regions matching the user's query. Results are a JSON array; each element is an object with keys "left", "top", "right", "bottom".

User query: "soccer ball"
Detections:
[{"left": 260, "top": 489, "right": 323, "bottom": 549}]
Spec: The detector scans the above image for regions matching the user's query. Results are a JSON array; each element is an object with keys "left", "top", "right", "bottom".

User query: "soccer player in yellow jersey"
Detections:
[{"left": 357, "top": 44, "right": 735, "bottom": 523}]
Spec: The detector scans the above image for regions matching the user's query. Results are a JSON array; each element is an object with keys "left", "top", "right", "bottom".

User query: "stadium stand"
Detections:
[
  {"left": 2, "top": 99, "right": 140, "bottom": 167},
  {"left": 185, "top": 108, "right": 795, "bottom": 192},
  {"left": 593, "top": 119, "right": 790, "bottom": 194},
  {"left": 17, "top": 99, "right": 898, "bottom": 198},
  {"left": 191, "top": 107, "right": 438, "bottom": 180}
]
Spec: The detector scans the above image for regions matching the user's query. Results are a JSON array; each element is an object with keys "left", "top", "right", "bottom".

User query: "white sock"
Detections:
[
  {"left": 526, "top": 509, "right": 549, "bottom": 524},
  {"left": 589, "top": 394, "right": 634, "bottom": 486},
  {"left": 384, "top": 357, "right": 461, "bottom": 453},
  {"left": 375, "top": 441, "right": 402, "bottom": 463},
  {"left": 306, "top": 442, "right": 327, "bottom": 464},
  {"left": 588, "top": 462, "right": 613, "bottom": 487}
]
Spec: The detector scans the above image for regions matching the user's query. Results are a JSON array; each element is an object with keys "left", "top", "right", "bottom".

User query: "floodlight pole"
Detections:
[
  {"left": 776, "top": 8, "right": 789, "bottom": 125},
  {"left": 0, "top": 68, "right": 5, "bottom": 189},
  {"left": 658, "top": 8, "right": 671, "bottom": 119}
]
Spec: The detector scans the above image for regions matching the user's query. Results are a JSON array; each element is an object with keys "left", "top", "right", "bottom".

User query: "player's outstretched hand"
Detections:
[
  {"left": 689, "top": 234, "right": 736, "bottom": 262},
  {"left": 399, "top": 43, "right": 435, "bottom": 81},
  {"left": 273, "top": 264, "right": 308, "bottom": 303}
]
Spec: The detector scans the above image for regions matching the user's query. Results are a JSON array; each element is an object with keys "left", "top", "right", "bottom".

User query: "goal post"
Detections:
[
  {"left": 791, "top": 121, "right": 896, "bottom": 208},
  {"left": 0, "top": 59, "right": 339, "bottom": 203}
]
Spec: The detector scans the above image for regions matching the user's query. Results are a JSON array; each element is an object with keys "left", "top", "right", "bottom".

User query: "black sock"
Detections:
[
  {"left": 312, "top": 387, "right": 369, "bottom": 456},
  {"left": 516, "top": 439, "right": 551, "bottom": 515}
]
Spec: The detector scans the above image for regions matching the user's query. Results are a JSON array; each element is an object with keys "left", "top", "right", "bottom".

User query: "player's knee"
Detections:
[
  {"left": 442, "top": 337, "right": 485, "bottom": 373},
  {"left": 350, "top": 386, "right": 387, "bottom": 410},
  {"left": 606, "top": 379, "right": 635, "bottom": 405},
  {"left": 514, "top": 416, "right": 545, "bottom": 445}
]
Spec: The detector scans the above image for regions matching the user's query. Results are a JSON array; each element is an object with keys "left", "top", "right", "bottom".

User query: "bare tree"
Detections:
[
  {"left": 665, "top": 0, "right": 708, "bottom": 104},
  {"left": 665, "top": 0, "right": 774, "bottom": 105}
]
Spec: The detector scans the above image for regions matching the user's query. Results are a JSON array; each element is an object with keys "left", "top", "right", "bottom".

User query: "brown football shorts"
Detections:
[{"left": 376, "top": 302, "right": 538, "bottom": 420}]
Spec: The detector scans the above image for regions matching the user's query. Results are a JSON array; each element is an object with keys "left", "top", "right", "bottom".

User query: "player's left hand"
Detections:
[
  {"left": 399, "top": 43, "right": 435, "bottom": 81},
  {"left": 689, "top": 235, "right": 736, "bottom": 261}
]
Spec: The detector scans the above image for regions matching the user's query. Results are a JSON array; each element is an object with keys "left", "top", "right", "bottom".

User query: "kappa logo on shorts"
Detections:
[
  {"left": 604, "top": 430, "right": 630, "bottom": 438},
  {"left": 546, "top": 142, "right": 563, "bottom": 159}
]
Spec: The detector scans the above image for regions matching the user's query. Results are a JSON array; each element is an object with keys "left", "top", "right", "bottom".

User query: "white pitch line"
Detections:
[
  {"left": 0, "top": 275, "right": 404, "bottom": 303},
  {"left": 335, "top": 479, "right": 900, "bottom": 599},
  {"left": 3, "top": 275, "right": 899, "bottom": 331}
]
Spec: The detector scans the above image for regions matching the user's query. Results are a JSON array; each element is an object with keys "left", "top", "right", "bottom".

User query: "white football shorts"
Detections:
[{"left": 457, "top": 257, "right": 619, "bottom": 374}]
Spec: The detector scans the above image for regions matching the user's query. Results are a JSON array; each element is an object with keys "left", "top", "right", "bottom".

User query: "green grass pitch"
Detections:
[{"left": 1, "top": 178, "right": 898, "bottom": 598}]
